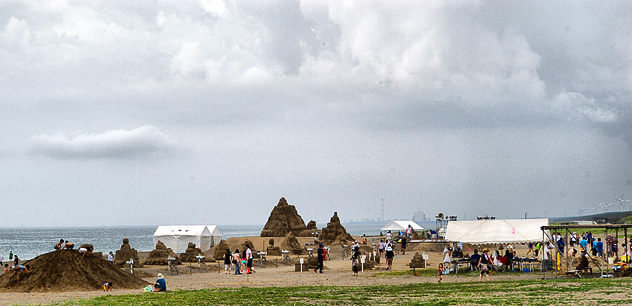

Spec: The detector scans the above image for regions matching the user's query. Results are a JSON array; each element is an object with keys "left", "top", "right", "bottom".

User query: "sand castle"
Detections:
[
  {"left": 409, "top": 252, "right": 426, "bottom": 268},
  {"left": 281, "top": 232, "right": 305, "bottom": 255},
  {"left": 260, "top": 197, "right": 311, "bottom": 237},
  {"left": 319, "top": 212, "right": 354, "bottom": 245},
  {"left": 0, "top": 249, "right": 148, "bottom": 292},
  {"left": 179, "top": 242, "right": 203, "bottom": 262},
  {"left": 212, "top": 240, "right": 230, "bottom": 260},
  {"left": 266, "top": 238, "right": 281, "bottom": 256},
  {"left": 113, "top": 238, "right": 142, "bottom": 267},
  {"left": 142, "top": 241, "right": 181, "bottom": 265}
]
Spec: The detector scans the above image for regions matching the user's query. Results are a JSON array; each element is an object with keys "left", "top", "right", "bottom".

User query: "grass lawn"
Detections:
[{"left": 54, "top": 277, "right": 632, "bottom": 305}]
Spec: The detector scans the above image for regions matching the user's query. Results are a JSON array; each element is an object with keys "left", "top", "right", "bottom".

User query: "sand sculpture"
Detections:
[
  {"left": 319, "top": 212, "right": 354, "bottom": 245},
  {"left": 179, "top": 242, "right": 203, "bottom": 262},
  {"left": 113, "top": 238, "right": 141, "bottom": 267},
  {"left": 409, "top": 252, "right": 426, "bottom": 268},
  {"left": 260, "top": 197, "right": 311, "bottom": 237},
  {"left": 266, "top": 238, "right": 281, "bottom": 256},
  {"left": 212, "top": 240, "right": 230, "bottom": 261},
  {"left": 142, "top": 241, "right": 181, "bottom": 265},
  {"left": 306, "top": 220, "right": 318, "bottom": 231},
  {"left": 0, "top": 249, "right": 149, "bottom": 292},
  {"left": 281, "top": 232, "right": 304, "bottom": 255}
]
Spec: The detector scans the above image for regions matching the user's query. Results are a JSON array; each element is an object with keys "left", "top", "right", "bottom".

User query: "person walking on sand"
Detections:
[
  {"left": 478, "top": 249, "right": 491, "bottom": 281},
  {"left": 378, "top": 240, "right": 385, "bottom": 261},
  {"left": 437, "top": 263, "right": 444, "bottom": 283},
  {"left": 385, "top": 241, "right": 395, "bottom": 271},
  {"left": 233, "top": 249, "right": 242, "bottom": 275},
  {"left": 314, "top": 243, "right": 324, "bottom": 274}
]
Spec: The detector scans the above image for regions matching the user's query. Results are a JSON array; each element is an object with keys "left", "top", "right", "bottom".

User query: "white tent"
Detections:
[
  {"left": 206, "top": 225, "right": 222, "bottom": 247},
  {"left": 381, "top": 220, "right": 424, "bottom": 232},
  {"left": 153, "top": 225, "right": 213, "bottom": 253},
  {"left": 444, "top": 218, "right": 549, "bottom": 244}
]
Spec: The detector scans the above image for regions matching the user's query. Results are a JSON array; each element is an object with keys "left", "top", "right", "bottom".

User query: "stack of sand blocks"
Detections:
[{"left": 409, "top": 252, "right": 426, "bottom": 269}]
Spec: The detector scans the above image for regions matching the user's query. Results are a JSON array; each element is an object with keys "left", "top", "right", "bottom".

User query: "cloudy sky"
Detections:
[{"left": 1, "top": 0, "right": 631, "bottom": 228}]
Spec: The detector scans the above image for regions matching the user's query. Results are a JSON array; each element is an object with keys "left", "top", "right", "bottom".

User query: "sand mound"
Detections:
[{"left": 0, "top": 250, "right": 149, "bottom": 292}]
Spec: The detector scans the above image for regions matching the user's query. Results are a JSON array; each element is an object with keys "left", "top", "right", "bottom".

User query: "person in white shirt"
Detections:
[{"left": 245, "top": 245, "right": 254, "bottom": 274}]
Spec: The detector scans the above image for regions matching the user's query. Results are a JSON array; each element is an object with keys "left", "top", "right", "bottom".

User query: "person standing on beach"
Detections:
[
  {"left": 233, "top": 249, "right": 241, "bottom": 275},
  {"left": 224, "top": 248, "right": 232, "bottom": 274},
  {"left": 245, "top": 245, "right": 254, "bottom": 274},
  {"left": 378, "top": 240, "right": 385, "bottom": 261},
  {"left": 13, "top": 255, "right": 19, "bottom": 267},
  {"left": 437, "top": 263, "right": 444, "bottom": 283},
  {"left": 314, "top": 243, "right": 324, "bottom": 273},
  {"left": 386, "top": 231, "right": 392, "bottom": 241},
  {"left": 351, "top": 246, "right": 360, "bottom": 276},
  {"left": 108, "top": 251, "right": 114, "bottom": 263},
  {"left": 0, "top": 253, "right": 3, "bottom": 265}
]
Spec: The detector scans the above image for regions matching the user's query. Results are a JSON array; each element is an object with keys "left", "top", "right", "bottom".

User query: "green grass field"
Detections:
[{"left": 54, "top": 278, "right": 632, "bottom": 305}]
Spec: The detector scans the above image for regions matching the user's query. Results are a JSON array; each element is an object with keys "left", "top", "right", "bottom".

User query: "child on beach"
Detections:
[
  {"left": 438, "top": 263, "right": 444, "bottom": 283},
  {"left": 103, "top": 282, "right": 112, "bottom": 291}
]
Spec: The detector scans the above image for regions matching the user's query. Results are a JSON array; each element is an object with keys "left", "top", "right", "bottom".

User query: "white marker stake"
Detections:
[{"left": 300, "top": 258, "right": 304, "bottom": 273}]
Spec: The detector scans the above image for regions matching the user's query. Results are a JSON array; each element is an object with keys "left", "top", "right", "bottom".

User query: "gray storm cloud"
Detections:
[{"left": 30, "top": 126, "right": 174, "bottom": 160}]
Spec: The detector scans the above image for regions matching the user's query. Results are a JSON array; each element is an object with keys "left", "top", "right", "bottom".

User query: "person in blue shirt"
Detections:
[
  {"left": 596, "top": 238, "right": 604, "bottom": 257},
  {"left": 154, "top": 273, "right": 167, "bottom": 292},
  {"left": 579, "top": 236, "right": 588, "bottom": 252},
  {"left": 314, "top": 244, "right": 324, "bottom": 274}
]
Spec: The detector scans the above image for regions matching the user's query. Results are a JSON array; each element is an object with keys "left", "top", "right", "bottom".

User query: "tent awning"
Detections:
[
  {"left": 154, "top": 225, "right": 211, "bottom": 237},
  {"left": 444, "top": 218, "right": 549, "bottom": 244},
  {"left": 381, "top": 220, "right": 424, "bottom": 232}
]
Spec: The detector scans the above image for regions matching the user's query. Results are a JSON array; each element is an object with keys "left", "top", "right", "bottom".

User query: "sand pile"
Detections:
[
  {"left": 261, "top": 197, "right": 311, "bottom": 237},
  {"left": 0, "top": 250, "right": 149, "bottom": 292}
]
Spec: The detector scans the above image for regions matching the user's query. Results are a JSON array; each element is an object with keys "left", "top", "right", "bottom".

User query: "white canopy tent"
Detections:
[
  {"left": 381, "top": 220, "right": 424, "bottom": 233},
  {"left": 153, "top": 225, "right": 213, "bottom": 253},
  {"left": 444, "top": 218, "right": 549, "bottom": 244},
  {"left": 206, "top": 225, "right": 222, "bottom": 247}
]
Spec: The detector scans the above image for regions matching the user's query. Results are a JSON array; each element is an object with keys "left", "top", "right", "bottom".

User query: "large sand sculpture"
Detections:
[
  {"left": 142, "top": 241, "right": 181, "bottom": 265},
  {"left": 260, "top": 197, "right": 311, "bottom": 237},
  {"left": 113, "top": 238, "right": 142, "bottom": 267},
  {"left": 0, "top": 249, "right": 148, "bottom": 292},
  {"left": 319, "top": 212, "right": 354, "bottom": 245}
]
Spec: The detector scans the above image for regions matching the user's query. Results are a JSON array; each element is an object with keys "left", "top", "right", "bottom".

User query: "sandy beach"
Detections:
[{"left": 0, "top": 237, "right": 548, "bottom": 306}]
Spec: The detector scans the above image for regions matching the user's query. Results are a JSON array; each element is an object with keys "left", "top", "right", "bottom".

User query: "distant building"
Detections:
[{"left": 412, "top": 211, "right": 426, "bottom": 222}]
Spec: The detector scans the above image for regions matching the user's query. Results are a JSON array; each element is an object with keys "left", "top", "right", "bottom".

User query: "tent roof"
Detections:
[
  {"left": 206, "top": 225, "right": 221, "bottom": 235},
  {"left": 154, "top": 225, "right": 211, "bottom": 237},
  {"left": 381, "top": 220, "right": 424, "bottom": 231},
  {"left": 444, "top": 218, "right": 549, "bottom": 244}
]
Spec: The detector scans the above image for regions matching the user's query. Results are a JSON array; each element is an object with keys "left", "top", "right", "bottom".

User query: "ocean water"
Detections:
[{"left": 0, "top": 222, "right": 436, "bottom": 260}]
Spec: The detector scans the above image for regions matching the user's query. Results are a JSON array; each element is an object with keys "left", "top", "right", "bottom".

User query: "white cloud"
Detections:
[
  {"left": 30, "top": 126, "right": 175, "bottom": 160},
  {"left": 553, "top": 92, "right": 618, "bottom": 123},
  {"left": 200, "top": 0, "right": 227, "bottom": 17}
]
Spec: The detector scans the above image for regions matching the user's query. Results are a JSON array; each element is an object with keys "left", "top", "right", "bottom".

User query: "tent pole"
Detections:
[
  {"left": 542, "top": 228, "right": 545, "bottom": 279},
  {"left": 626, "top": 227, "right": 629, "bottom": 264},
  {"left": 564, "top": 228, "right": 569, "bottom": 273}
]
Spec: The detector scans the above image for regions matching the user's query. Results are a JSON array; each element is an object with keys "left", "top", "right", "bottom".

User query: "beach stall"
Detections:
[
  {"left": 381, "top": 220, "right": 424, "bottom": 233},
  {"left": 444, "top": 218, "right": 549, "bottom": 244},
  {"left": 205, "top": 225, "right": 222, "bottom": 247},
  {"left": 153, "top": 225, "right": 213, "bottom": 253}
]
